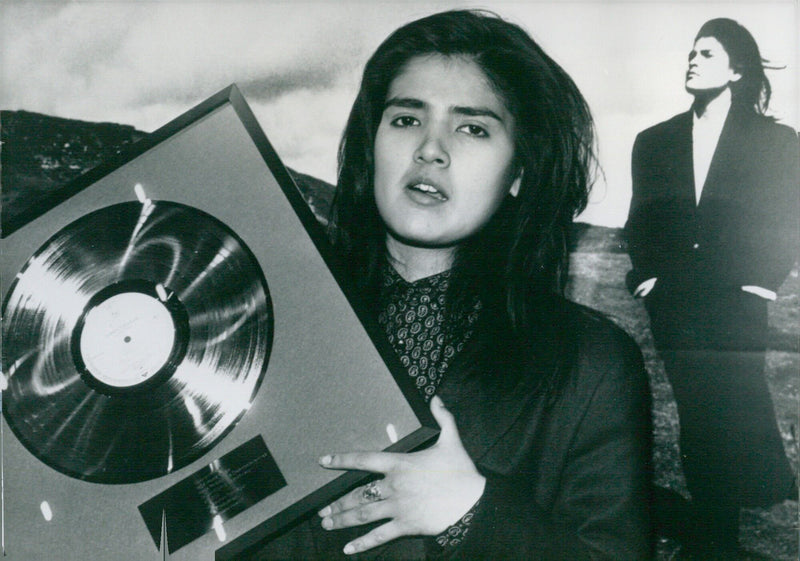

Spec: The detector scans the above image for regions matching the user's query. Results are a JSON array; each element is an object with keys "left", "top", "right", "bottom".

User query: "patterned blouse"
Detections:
[{"left": 377, "top": 265, "right": 482, "bottom": 548}]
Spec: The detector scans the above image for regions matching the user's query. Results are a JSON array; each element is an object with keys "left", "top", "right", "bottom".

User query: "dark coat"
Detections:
[
  {"left": 624, "top": 105, "right": 798, "bottom": 506},
  {"left": 626, "top": 105, "right": 799, "bottom": 298},
  {"left": 252, "top": 300, "right": 653, "bottom": 560}
]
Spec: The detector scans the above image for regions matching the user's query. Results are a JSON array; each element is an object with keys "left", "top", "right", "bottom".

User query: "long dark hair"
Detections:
[
  {"left": 330, "top": 9, "right": 595, "bottom": 324},
  {"left": 696, "top": 18, "right": 771, "bottom": 115},
  {"left": 329, "top": 10, "right": 596, "bottom": 389}
]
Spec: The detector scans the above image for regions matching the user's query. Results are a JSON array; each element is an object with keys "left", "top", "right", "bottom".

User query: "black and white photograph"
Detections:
[{"left": 1, "top": 1, "right": 797, "bottom": 560}]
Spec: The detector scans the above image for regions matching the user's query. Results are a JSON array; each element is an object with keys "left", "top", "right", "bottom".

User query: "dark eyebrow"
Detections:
[
  {"left": 384, "top": 97, "right": 504, "bottom": 123},
  {"left": 384, "top": 97, "right": 425, "bottom": 110},
  {"left": 453, "top": 105, "right": 504, "bottom": 123}
]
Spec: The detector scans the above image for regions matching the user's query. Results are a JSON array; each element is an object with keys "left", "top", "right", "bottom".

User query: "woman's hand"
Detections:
[{"left": 317, "top": 395, "right": 485, "bottom": 555}]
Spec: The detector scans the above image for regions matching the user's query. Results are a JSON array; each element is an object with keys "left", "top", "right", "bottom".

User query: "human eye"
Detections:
[
  {"left": 456, "top": 123, "right": 489, "bottom": 138},
  {"left": 389, "top": 115, "right": 420, "bottom": 128}
]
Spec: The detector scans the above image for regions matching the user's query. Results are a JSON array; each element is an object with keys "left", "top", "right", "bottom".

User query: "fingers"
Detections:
[
  {"left": 318, "top": 480, "right": 389, "bottom": 517},
  {"left": 429, "top": 395, "right": 460, "bottom": 446},
  {"left": 319, "top": 451, "right": 398, "bottom": 473},
  {"left": 319, "top": 496, "right": 393, "bottom": 531},
  {"left": 342, "top": 522, "right": 405, "bottom": 555}
]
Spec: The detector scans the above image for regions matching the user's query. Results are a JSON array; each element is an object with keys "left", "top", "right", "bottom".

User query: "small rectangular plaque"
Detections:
[{"left": 138, "top": 436, "right": 286, "bottom": 554}]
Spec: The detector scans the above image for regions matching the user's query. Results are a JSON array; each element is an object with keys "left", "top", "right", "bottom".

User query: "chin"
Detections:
[
  {"left": 392, "top": 229, "right": 457, "bottom": 249},
  {"left": 685, "top": 80, "right": 709, "bottom": 94}
]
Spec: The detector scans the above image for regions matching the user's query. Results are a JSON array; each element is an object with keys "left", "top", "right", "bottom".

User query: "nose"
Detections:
[{"left": 413, "top": 132, "right": 450, "bottom": 167}]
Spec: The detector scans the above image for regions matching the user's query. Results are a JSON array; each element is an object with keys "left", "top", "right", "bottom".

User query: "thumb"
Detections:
[{"left": 430, "top": 395, "right": 460, "bottom": 446}]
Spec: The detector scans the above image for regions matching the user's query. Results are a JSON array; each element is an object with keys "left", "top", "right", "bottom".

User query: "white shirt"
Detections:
[
  {"left": 692, "top": 89, "right": 731, "bottom": 204},
  {"left": 635, "top": 89, "right": 776, "bottom": 301}
]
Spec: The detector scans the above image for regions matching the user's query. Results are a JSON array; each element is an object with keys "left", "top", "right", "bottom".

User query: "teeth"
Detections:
[{"left": 408, "top": 182, "right": 447, "bottom": 200}]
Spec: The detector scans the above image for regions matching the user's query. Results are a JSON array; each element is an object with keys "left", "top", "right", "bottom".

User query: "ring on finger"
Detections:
[{"left": 361, "top": 480, "right": 383, "bottom": 502}]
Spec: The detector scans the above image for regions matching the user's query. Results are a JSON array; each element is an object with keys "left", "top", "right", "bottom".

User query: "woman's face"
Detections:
[
  {"left": 373, "top": 54, "right": 520, "bottom": 254},
  {"left": 685, "top": 36, "right": 740, "bottom": 94}
]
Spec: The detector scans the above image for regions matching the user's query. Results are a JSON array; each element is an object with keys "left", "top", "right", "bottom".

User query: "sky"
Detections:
[{"left": 2, "top": 0, "right": 797, "bottom": 227}]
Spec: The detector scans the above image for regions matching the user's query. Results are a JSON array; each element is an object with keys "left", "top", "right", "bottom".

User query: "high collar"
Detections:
[{"left": 382, "top": 260, "right": 452, "bottom": 290}]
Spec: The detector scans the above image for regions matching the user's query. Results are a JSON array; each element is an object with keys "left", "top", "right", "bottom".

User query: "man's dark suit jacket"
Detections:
[
  {"left": 624, "top": 104, "right": 798, "bottom": 506},
  {"left": 626, "top": 104, "right": 799, "bottom": 299}
]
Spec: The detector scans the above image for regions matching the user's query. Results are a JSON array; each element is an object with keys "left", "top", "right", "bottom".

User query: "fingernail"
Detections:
[
  {"left": 321, "top": 517, "right": 333, "bottom": 530},
  {"left": 318, "top": 505, "right": 331, "bottom": 517},
  {"left": 319, "top": 455, "right": 332, "bottom": 466},
  {"left": 432, "top": 395, "right": 443, "bottom": 407},
  {"left": 343, "top": 543, "right": 356, "bottom": 554}
]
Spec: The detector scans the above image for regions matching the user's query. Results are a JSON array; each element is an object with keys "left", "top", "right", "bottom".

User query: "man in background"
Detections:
[{"left": 625, "top": 17, "right": 798, "bottom": 559}]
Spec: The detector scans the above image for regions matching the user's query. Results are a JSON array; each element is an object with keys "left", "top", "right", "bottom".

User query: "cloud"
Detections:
[
  {"left": 2, "top": 3, "right": 136, "bottom": 111},
  {"left": 1, "top": 2, "right": 373, "bottom": 128},
  {"left": 250, "top": 81, "right": 361, "bottom": 184}
]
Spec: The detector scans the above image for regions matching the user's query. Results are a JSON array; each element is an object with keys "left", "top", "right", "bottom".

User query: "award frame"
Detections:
[{"left": 0, "top": 84, "right": 438, "bottom": 560}]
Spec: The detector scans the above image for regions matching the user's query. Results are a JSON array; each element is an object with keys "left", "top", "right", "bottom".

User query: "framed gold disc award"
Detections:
[{"left": 0, "top": 85, "right": 437, "bottom": 560}]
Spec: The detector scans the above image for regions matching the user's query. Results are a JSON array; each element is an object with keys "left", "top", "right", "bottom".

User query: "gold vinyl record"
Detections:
[{"left": 1, "top": 200, "right": 273, "bottom": 484}]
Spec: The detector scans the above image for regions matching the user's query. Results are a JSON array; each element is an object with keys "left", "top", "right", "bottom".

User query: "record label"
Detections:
[{"left": 79, "top": 291, "right": 176, "bottom": 388}]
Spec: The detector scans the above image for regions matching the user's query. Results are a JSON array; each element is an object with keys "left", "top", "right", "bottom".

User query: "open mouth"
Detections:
[{"left": 407, "top": 182, "right": 448, "bottom": 201}]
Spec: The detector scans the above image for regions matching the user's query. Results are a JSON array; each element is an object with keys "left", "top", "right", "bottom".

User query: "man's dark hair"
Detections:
[{"left": 696, "top": 18, "right": 772, "bottom": 115}]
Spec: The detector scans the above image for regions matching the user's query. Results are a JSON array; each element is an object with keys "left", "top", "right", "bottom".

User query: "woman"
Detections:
[
  {"left": 254, "top": 9, "right": 652, "bottom": 560},
  {"left": 626, "top": 18, "right": 798, "bottom": 558}
]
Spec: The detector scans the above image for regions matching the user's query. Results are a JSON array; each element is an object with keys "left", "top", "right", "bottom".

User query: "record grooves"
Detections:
[{"left": 1, "top": 200, "right": 273, "bottom": 484}]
